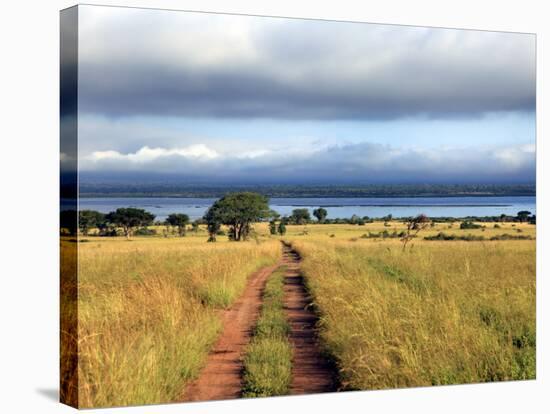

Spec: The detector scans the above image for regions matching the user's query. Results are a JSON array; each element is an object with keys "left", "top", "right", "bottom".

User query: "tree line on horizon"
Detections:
[{"left": 60, "top": 191, "right": 536, "bottom": 241}]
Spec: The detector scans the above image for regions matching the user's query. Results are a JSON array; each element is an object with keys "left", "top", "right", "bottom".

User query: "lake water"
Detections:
[{"left": 78, "top": 196, "right": 536, "bottom": 221}]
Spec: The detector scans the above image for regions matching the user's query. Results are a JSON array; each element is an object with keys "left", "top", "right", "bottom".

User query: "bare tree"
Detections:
[{"left": 401, "top": 214, "right": 430, "bottom": 251}]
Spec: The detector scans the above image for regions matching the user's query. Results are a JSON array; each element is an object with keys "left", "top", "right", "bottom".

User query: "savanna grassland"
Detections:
[
  {"left": 285, "top": 221, "right": 536, "bottom": 389},
  {"left": 62, "top": 219, "right": 535, "bottom": 406},
  {"left": 61, "top": 233, "right": 280, "bottom": 408}
]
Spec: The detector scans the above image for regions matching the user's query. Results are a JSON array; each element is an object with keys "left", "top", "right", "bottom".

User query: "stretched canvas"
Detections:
[{"left": 60, "top": 4, "right": 536, "bottom": 409}]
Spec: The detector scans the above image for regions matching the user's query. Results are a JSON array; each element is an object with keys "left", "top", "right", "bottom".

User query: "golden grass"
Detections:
[
  {"left": 63, "top": 236, "right": 280, "bottom": 408},
  {"left": 291, "top": 236, "right": 536, "bottom": 390},
  {"left": 61, "top": 220, "right": 536, "bottom": 407}
]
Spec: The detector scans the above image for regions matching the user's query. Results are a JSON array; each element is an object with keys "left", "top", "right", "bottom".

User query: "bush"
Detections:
[
  {"left": 134, "top": 227, "right": 157, "bottom": 236},
  {"left": 489, "top": 234, "right": 532, "bottom": 241},
  {"left": 460, "top": 221, "right": 482, "bottom": 230},
  {"left": 425, "top": 232, "right": 484, "bottom": 241},
  {"left": 361, "top": 230, "right": 406, "bottom": 239},
  {"left": 425, "top": 232, "right": 533, "bottom": 241}
]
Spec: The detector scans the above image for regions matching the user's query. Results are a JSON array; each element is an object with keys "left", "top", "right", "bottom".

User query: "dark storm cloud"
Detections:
[{"left": 78, "top": 6, "right": 536, "bottom": 120}]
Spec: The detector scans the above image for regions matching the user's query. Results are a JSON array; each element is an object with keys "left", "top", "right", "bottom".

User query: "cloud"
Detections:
[
  {"left": 77, "top": 6, "right": 535, "bottom": 120},
  {"left": 80, "top": 141, "right": 535, "bottom": 184},
  {"left": 89, "top": 144, "right": 219, "bottom": 163}
]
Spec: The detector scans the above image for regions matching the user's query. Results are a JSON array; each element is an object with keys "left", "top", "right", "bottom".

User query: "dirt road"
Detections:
[{"left": 180, "top": 242, "right": 337, "bottom": 402}]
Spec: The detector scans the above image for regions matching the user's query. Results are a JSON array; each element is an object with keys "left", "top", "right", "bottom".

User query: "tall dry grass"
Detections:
[
  {"left": 292, "top": 238, "right": 535, "bottom": 390},
  {"left": 64, "top": 237, "right": 280, "bottom": 408}
]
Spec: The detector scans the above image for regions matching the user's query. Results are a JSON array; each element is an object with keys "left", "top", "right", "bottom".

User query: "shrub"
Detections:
[
  {"left": 134, "top": 227, "right": 156, "bottom": 236},
  {"left": 460, "top": 221, "right": 482, "bottom": 230}
]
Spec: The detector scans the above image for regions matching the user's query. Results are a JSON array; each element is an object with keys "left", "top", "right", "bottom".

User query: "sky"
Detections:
[{"left": 70, "top": 5, "right": 536, "bottom": 185}]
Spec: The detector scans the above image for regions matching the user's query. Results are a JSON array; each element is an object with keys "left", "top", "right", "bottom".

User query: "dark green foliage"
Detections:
[
  {"left": 312, "top": 207, "right": 328, "bottom": 223},
  {"left": 269, "top": 220, "right": 278, "bottom": 235},
  {"left": 134, "top": 227, "right": 156, "bottom": 236},
  {"left": 277, "top": 221, "right": 286, "bottom": 236},
  {"left": 105, "top": 208, "right": 155, "bottom": 239},
  {"left": 290, "top": 208, "right": 310, "bottom": 225},
  {"left": 165, "top": 213, "right": 190, "bottom": 236},
  {"left": 516, "top": 210, "right": 532, "bottom": 222},
  {"left": 460, "top": 221, "right": 482, "bottom": 229},
  {"left": 206, "top": 221, "right": 221, "bottom": 242},
  {"left": 425, "top": 232, "right": 484, "bottom": 241},
  {"left": 361, "top": 230, "right": 406, "bottom": 239},
  {"left": 489, "top": 233, "right": 533, "bottom": 241},
  {"left": 425, "top": 232, "right": 533, "bottom": 241},
  {"left": 78, "top": 210, "right": 105, "bottom": 236},
  {"left": 204, "top": 192, "right": 271, "bottom": 241}
]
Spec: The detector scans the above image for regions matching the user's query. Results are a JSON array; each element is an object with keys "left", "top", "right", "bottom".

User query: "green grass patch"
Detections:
[{"left": 243, "top": 267, "right": 292, "bottom": 397}]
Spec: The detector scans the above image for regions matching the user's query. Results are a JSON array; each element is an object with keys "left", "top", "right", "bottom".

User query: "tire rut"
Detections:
[
  {"left": 282, "top": 244, "right": 338, "bottom": 395},
  {"left": 179, "top": 263, "right": 280, "bottom": 402}
]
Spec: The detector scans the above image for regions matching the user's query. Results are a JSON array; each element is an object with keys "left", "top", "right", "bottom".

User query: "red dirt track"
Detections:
[
  {"left": 180, "top": 263, "right": 279, "bottom": 402},
  {"left": 282, "top": 244, "right": 337, "bottom": 395},
  {"left": 180, "top": 242, "right": 337, "bottom": 402}
]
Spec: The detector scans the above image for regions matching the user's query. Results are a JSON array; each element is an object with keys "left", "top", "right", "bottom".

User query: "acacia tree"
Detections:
[
  {"left": 278, "top": 221, "right": 287, "bottom": 236},
  {"left": 165, "top": 213, "right": 190, "bottom": 236},
  {"left": 204, "top": 192, "right": 271, "bottom": 241},
  {"left": 78, "top": 210, "right": 105, "bottom": 236},
  {"left": 313, "top": 207, "right": 328, "bottom": 223},
  {"left": 291, "top": 208, "right": 311, "bottom": 225},
  {"left": 517, "top": 210, "right": 532, "bottom": 223},
  {"left": 106, "top": 208, "right": 155, "bottom": 239},
  {"left": 401, "top": 214, "right": 430, "bottom": 251}
]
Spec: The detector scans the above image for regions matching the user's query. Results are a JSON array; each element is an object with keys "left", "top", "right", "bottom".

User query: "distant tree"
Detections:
[
  {"left": 278, "top": 221, "right": 287, "bottom": 236},
  {"left": 313, "top": 207, "right": 328, "bottom": 223},
  {"left": 207, "top": 220, "right": 221, "bottom": 242},
  {"left": 517, "top": 210, "right": 532, "bottom": 223},
  {"left": 203, "top": 192, "right": 271, "bottom": 241},
  {"left": 269, "top": 220, "right": 278, "bottom": 235},
  {"left": 291, "top": 208, "right": 311, "bottom": 225},
  {"left": 105, "top": 208, "right": 155, "bottom": 239},
  {"left": 78, "top": 210, "right": 105, "bottom": 236},
  {"left": 401, "top": 214, "right": 431, "bottom": 251},
  {"left": 165, "top": 213, "right": 190, "bottom": 236},
  {"left": 529, "top": 214, "right": 536, "bottom": 225},
  {"left": 269, "top": 210, "right": 281, "bottom": 220},
  {"left": 191, "top": 220, "right": 200, "bottom": 232}
]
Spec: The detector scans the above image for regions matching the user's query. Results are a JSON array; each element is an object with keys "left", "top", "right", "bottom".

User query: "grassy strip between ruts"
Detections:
[{"left": 242, "top": 266, "right": 292, "bottom": 397}]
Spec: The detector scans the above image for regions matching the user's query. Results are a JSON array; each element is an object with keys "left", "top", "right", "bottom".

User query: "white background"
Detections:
[{"left": 0, "top": 0, "right": 547, "bottom": 412}]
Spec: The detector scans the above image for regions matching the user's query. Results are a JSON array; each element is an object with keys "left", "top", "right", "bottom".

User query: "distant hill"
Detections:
[{"left": 78, "top": 183, "right": 536, "bottom": 198}]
